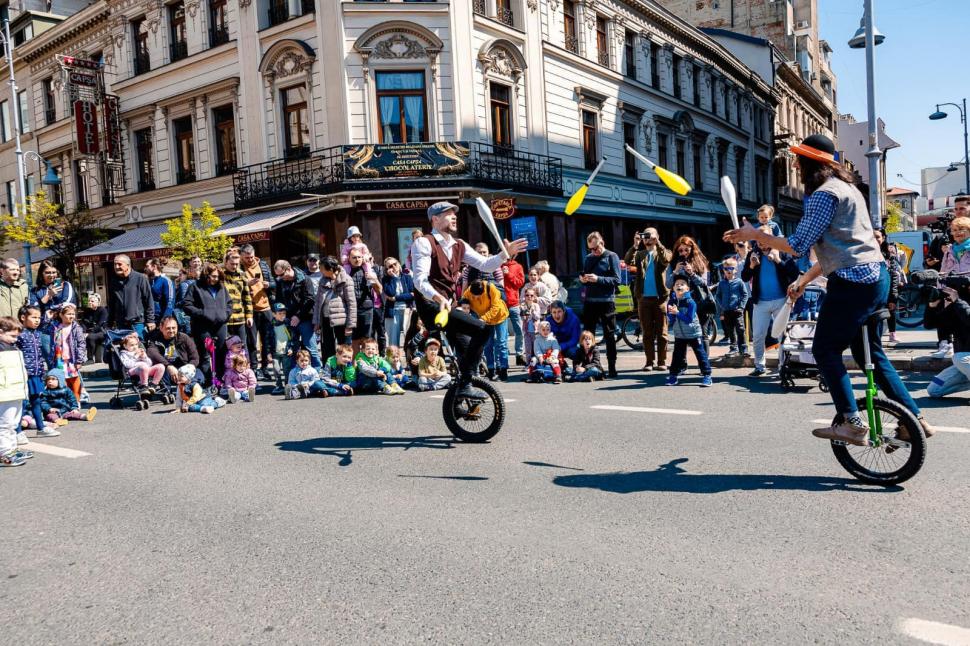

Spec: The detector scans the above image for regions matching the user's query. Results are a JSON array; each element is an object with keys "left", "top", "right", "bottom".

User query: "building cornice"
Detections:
[{"left": 19, "top": 3, "right": 111, "bottom": 63}]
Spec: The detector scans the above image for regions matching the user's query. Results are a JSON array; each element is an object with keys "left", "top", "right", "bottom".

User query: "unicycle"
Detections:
[
  {"left": 436, "top": 334, "right": 506, "bottom": 443},
  {"left": 826, "top": 309, "right": 926, "bottom": 485}
]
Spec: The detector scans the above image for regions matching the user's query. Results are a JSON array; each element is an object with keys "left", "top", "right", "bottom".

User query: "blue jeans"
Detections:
[
  {"left": 24, "top": 376, "right": 45, "bottom": 429},
  {"left": 812, "top": 265, "right": 919, "bottom": 416},
  {"left": 507, "top": 306, "right": 524, "bottom": 356},
  {"left": 484, "top": 319, "right": 510, "bottom": 370},
  {"left": 572, "top": 366, "right": 603, "bottom": 382},
  {"left": 188, "top": 395, "right": 223, "bottom": 413},
  {"left": 669, "top": 338, "right": 711, "bottom": 376},
  {"left": 385, "top": 307, "right": 406, "bottom": 348},
  {"left": 132, "top": 322, "right": 146, "bottom": 340},
  {"left": 355, "top": 374, "right": 392, "bottom": 394},
  {"left": 291, "top": 321, "right": 321, "bottom": 369}
]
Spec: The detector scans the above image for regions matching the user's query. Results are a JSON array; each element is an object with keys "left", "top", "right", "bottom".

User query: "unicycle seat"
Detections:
[{"left": 866, "top": 308, "right": 890, "bottom": 325}]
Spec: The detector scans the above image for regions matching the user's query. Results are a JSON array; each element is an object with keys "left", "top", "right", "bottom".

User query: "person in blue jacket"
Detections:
[
  {"left": 145, "top": 259, "right": 176, "bottom": 323},
  {"left": 546, "top": 300, "right": 582, "bottom": 360}
]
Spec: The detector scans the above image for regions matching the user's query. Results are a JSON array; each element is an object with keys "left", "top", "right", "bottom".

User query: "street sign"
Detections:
[{"left": 510, "top": 216, "right": 539, "bottom": 251}]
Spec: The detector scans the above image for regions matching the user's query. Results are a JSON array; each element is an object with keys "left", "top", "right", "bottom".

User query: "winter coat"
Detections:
[
  {"left": 0, "top": 340, "right": 28, "bottom": 402},
  {"left": 925, "top": 297, "right": 970, "bottom": 353},
  {"left": 224, "top": 336, "right": 249, "bottom": 373},
  {"left": 38, "top": 370, "right": 79, "bottom": 414},
  {"left": 573, "top": 345, "right": 603, "bottom": 371},
  {"left": 145, "top": 330, "right": 200, "bottom": 368},
  {"left": 461, "top": 282, "right": 509, "bottom": 325},
  {"left": 222, "top": 268, "right": 254, "bottom": 327},
  {"left": 546, "top": 306, "right": 582, "bottom": 358},
  {"left": 51, "top": 321, "right": 87, "bottom": 368},
  {"left": 108, "top": 270, "right": 155, "bottom": 327},
  {"left": 272, "top": 321, "right": 292, "bottom": 357},
  {"left": 33, "top": 280, "right": 78, "bottom": 321},
  {"left": 313, "top": 268, "right": 357, "bottom": 329},
  {"left": 179, "top": 381, "right": 207, "bottom": 406},
  {"left": 502, "top": 260, "right": 525, "bottom": 308},
  {"left": 119, "top": 346, "right": 152, "bottom": 372},
  {"left": 151, "top": 274, "right": 176, "bottom": 321},
  {"left": 80, "top": 306, "right": 108, "bottom": 334},
  {"left": 182, "top": 281, "right": 232, "bottom": 331},
  {"left": 16, "top": 328, "right": 46, "bottom": 377},
  {"left": 381, "top": 273, "right": 415, "bottom": 312},
  {"left": 288, "top": 365, "right": 321, "bottom": 386},
  {"left": 715, "top": 278, "right": 749, "bottom": 313},
  {"left": 667, "top": 295, "right": 702, "bottom": 339},
  {"left": 277, "top": 269, "right": 315, "bottom": 324},
  {"left": 0, "top": 278, "right": 32, "bottom": 319},
  {"left": 581, "top": 250, "right": 621, "bottom": 303},
  {"left": 224, "top": 367, "right": 258, "bottom": 391},
  {"left": 533, "top": 334, "right": 560, "bottom": 362},
  {"left": 941, "top": 244, "right": 970, "bottom": 276}
]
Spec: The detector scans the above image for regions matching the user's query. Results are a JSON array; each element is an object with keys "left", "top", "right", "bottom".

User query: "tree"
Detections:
[
  {"left": 0, "top": 190, "right": 107, "bottom": 281},
  {"left": 160, "top": 201, "right": 233, "bottom": 264},
  {"left": 884, "top": 201, "right": 904, "bottom": 233}
]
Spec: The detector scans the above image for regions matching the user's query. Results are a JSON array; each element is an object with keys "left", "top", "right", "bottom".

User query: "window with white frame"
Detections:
[{"left": 375, "top": 71, "right": 427, "bottom": 144}]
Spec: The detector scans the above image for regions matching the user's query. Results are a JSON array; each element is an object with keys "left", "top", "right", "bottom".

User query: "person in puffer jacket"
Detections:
[
  {"left": 224, "top": 354, "right": 257, "bottom": 404},
  {"left": 38, "top": 369, "right": 97, "bottom": 425},
  {"left": 666, "top": 275, "right": 712, "bottom": 387},
  {"left": 0, "top": 316, "right": 30, "bottom": 465},
  {"left": 17, "top": 305, "right": 54, "bottom": 436}
]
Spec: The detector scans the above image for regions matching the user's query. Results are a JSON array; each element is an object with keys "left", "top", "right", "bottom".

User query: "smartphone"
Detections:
[{"left": 54, "top": 278, "right": 62, "bottom": 288}]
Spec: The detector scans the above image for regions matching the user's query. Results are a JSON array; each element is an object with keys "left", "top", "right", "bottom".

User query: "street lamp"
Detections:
[
  {"left": 847, "top": 0, "right": 885, "bottom": 228},
  {"left": 927, "top": 99, "right": 970, "bottom": 195}
]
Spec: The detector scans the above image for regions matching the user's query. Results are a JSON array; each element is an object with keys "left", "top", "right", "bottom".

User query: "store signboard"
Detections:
[
  {"left": 491, "top": 197, "right": 516, "bottom": 220},
  {"left": 74, "top": 100, "right": 99, "bottom": 154},
  {"left": 343, "top": 142, "right": 470, "bottom": 180}
]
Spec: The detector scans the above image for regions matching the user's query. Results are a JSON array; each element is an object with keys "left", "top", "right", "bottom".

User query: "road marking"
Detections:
[
  {"left": 25, "top": 443, "right": 91, "bottom": 459},
  {"left": 811, "top": 419, "right": 970, "bottom": 433},
  {"left": 897, "top": 618, "right": 970, "bottom": 645},
  {"left": 591, "top": 405, "right": 702, "bottom": 416},
  {"left": 428, "top": 395, "right": 517, "bottom": 402}
]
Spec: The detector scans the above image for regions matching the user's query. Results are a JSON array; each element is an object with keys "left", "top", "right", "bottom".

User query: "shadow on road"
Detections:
[
  {"left": 552, "top": 458, "right": 901, "bottom": 493},
  {"left": 398, "top": 475, "right": 488, "bottom": 481},
  {"left": 275, "top": 435, "right": 456, "bottom": 466}
]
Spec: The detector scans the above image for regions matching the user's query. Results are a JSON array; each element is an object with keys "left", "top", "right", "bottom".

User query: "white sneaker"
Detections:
[
  {"left": 200, "top": 406, "right": 215, "bottom": 414},
  {"left": 227, "top": 389, "right": 239, "bottom": 404},
  {"left": 929, "top": 341, "right": 953, "bottom": 359},
  {"left": 16, "top": 431, "right": 29, "bottom": 445},
  {"left": 36, "top": 426, "right": 61, "bottom": 438}
]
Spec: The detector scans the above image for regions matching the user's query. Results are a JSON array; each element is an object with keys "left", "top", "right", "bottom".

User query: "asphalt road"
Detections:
[{"left": 3, "top": 357, "right": 969, "bottom": 645}]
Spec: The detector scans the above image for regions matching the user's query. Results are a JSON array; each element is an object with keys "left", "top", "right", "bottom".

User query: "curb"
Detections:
[{"left": 709, "top": 354, "right": 946, "bottom": 373}]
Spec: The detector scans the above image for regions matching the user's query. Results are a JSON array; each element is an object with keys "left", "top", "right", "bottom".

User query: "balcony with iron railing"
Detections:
[
  {"left": 210, "top": 24, "right": 229, "bottom": 47},
  {"left": 597, "top": 49, "right": 609, "bottom": 67},
  {"left": 473, "top": 0, "right": 485, "bottom": 16},
  {"left": 233, "top": 141, "right": 563, "bottom": 209},
  {"left": 133, "top": 50, "right": 151, "bottom": 76},
  {"left": 565, "top": 34, "right": 578, "bottom": 54},
  {"left": 44, "top": 107, "right": 56, "bottom": 125},
  {"left": 496, "top": 6, "right": 513, "bottom": 26},
  {"left": 170, "top": 39, "right": 188, "bottom": 63}
]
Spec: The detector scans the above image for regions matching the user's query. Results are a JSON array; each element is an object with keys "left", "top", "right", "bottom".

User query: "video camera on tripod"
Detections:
[{"left": 909, "top": 269, "right": 970, "bottom": 303}]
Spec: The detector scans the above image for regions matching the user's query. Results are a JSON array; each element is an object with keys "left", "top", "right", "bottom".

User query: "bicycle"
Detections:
[
  {"left": 823, "top": 308, "right": 926, "bottom": 485},
  {"left": 433, "top": 329, "right": 506, "bottom": 444},
  {"left": 894, "top": 282, "right": 924, "bottom": 328}
]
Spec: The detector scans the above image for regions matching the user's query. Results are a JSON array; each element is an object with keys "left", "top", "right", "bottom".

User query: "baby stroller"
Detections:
[
  {"left": 105, "top": 329, "right": 176, "bottom": 410},
  {"left": 778, "top": 320, "right": 828, "bottom": 392}
]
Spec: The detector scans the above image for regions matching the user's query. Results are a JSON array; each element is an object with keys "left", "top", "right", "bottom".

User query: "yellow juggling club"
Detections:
[
  {"left": 434, "top": 309, "right": 450, "bottom": 329},
  {"left": 564, "top": 157, "right": 607, "bottom": 215},
  {"left": 624, "top": 144, "right": 692, "bottom": 196}
]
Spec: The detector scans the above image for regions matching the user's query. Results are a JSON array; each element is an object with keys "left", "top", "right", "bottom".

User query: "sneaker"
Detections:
[
  {"left": 654, "top": 364, "right": 667, "bottom": 372},
  {"left": 86, "top": 407, "right": 98, "bottom": 422},
  {"left": 247, "top": 386, "right": 256, "bottom": 402},
  {"left": 16, "top": 431, "right": 29, "bottom": 445},
  {"left": 213, "top": 397, "right": 227, "bottom": 407},
  {"left": 641, "top": 363, "right": 654, "bottom": 371},
  {"left": 272, "top": 386, "right": 285, "bottom": 396},
  {"left": 888, "top": 332, "right": 898, "bottom": 344},
  {"left": 284, "top": 385, "right": 296, "bottom": 400},
  {"left": 929, "top": 341, "right": 953, "bottom": 359},
  {"left": 724, "top": 350, "right": 739, "bottom": 358},
  {"left": 80, "top": 391, "right": 91, "bottom": 405},
  {"left": 13, "top": 449, "right": 33, "bottom": 460},
  {"left": 391, "top": 383, "right": 406, "bottom": 395},
  {"left": 812, "top": 416, "right": 870, "bottom": 446},
  {"left": 456, "top": 382, "right": 488, "bottom": 400},
  {"left": 298, "top": 383, "right": 311, "bottom": 399},
  {"left": 200, "top": 405, "right": 215, "bottom": 414},
  {"left": 701, "top": 375, "right": 713, "bottom": 387},
  {"left": 0, "top": 452, "right": 26, "bottom": 467},
  {"left": 515, "top": 354, "right": 527, "bottom": 367},
  {"left": 665, "top": 374, "right": 678, "bottom": 386},
  {"left": 553, "top": 376, "right": 562, "bottom": 384},
  {"left": 36, "top": 426, "right": 61, "bottom": 438},
  {"left": 748, "top": 368, "right": 767, "bottom": 377},
  {"left": 227, "top": 389, "right": 239, "bottom": 404},
  {"left": 254, "top": 369, "right": 265, "bottom": 381},
  {"left": 54, "top": 418, "right": 69, "bottom": 427}
]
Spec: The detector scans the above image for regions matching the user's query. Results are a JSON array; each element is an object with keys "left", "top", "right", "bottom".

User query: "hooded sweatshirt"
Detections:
[
  {"left": 546, "top": 306, "right": 581, "bottom": 358},
  {"left": 38, "top": 369, "right": 79, "bottom": 414}
]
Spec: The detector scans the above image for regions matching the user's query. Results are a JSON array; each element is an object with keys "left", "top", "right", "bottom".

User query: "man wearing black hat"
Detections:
[
  {"left": 725, "top": 134, "right": 935, "bottom": 445},
  {"left": 411, "top": 201, "right": 528, "bottom": 397}
]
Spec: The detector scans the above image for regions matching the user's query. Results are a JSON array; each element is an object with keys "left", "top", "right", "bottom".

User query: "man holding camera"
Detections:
[
  {"left": 925, "top": 284, "right": 970, "bottom": 401},
  {"left": 625, "top": 228, "right": 671, "bottom": 371}
]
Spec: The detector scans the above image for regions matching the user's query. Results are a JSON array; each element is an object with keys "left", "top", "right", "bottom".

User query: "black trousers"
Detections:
[
  {"left": 246, "top": 309, "right": 275, "bottom": 370},
  {"left": 582, "top": 301, "right": 617, "bottom": 371},
  {"left": 413, "top": 291, "right": 488, "bottom": 384}
]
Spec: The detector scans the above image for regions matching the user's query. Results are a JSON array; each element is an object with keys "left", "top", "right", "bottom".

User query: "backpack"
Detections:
[{"left": 691, "top": 280, "right": 717, "bottom": 316}]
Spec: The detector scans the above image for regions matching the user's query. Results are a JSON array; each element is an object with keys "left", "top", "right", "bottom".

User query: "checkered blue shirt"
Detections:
[{"left": 787, "top": 191, "right": 883, "bottom": 284}]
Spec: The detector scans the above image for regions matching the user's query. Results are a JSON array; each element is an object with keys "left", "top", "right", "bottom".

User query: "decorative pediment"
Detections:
[
  {"left": 354, "top": 21, "right": 443, "bottom": 64},
  {"left": 259, "top": 39, "right": 316, "bottom": 81},
  {"left": 478, "top": 39, "right": 527, "bottom": 83}
]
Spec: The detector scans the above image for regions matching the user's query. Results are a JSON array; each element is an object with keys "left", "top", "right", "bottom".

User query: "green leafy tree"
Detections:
[
  {"left": 884, "top": 201, "right": 904, "bottom": 233},
  {"left": 0, "top": 190, "right": 106, "bottom": 281},
  {"left": 161, "top": 201, "right": 233, "bottom": 263}
]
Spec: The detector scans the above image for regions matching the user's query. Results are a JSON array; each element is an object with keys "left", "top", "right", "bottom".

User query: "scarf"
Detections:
[{"left": 953, "top": 238, "right": 970, "bottom": 261}]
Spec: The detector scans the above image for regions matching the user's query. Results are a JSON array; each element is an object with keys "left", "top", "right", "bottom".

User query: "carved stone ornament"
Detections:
[
  {"left": 640, "top": 114, "right": 655, "bottom": 153},
  {"left": 373, "top": 34, "right": 427, "bottom": 60},
  {"left": 527, "top": 0, "right": 538, "bottom": 12},
  {"left": 582, "top": 1, "right": 597, "bottom": 31},
  {"left": 613, "top": 17, "right": 626, "bottom": 44},
  {"left": 479, "top": 47, "right": 521, "bottom": 81},
  {"left": 274, "top": 51, "right": 313, "bottom": 78},
  {"left": 707, "top": 136, "right": 717, "bottom": 170},
  {"left": 548, "top": 0, "right": 560, "bottom": 12},
  {"left": 185, "top": 0, "right": 200, "bottom": 18},
  {"left": 238, "top": 0, "right": 252, "bottom": 8}
]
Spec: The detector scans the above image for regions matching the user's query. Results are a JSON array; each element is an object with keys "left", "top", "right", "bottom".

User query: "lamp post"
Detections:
[
  {"left": 848, "top": 0, "right": 885, "bottom": 229},
  {"left": 929, "top": 98, "right": 970, "bottom": 195}
]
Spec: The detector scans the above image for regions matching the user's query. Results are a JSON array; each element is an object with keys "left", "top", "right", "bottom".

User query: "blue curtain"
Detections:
[
  {"left": 402, "top": 96, "right": 424, "bottom": 142},
  {"left": 380, "top": 96, "right": 400, "bottom": 143}
]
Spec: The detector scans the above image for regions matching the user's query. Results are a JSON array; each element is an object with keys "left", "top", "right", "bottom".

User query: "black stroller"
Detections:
[{"left": 105, "top": 329, "right": 176, "bottom": 410}]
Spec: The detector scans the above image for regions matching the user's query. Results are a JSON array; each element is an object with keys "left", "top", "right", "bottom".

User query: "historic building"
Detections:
[{"left": 2, "top": 0, "right": 776, "bottom": 300}]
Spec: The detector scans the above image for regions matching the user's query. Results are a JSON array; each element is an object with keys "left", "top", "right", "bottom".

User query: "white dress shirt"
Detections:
[{"left": 412, "top": 230, "right": 508, "bottom": 302}]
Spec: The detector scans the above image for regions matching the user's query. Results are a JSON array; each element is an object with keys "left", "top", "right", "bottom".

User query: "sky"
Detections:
[{"left": 818, "top": 0, "right": 970, "bottom": 194}]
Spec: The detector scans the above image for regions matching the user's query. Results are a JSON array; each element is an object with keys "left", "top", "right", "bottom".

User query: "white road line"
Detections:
[
  {"left": 897, "top": 617, "right": 970, "bottom": 646},
  {"left": 428, "top": 395, "right": 517, "bottom": 402},
  {"left": 25, "top": 443, "right": 91, "bottom": 459},
  {"left": 591, "top": 405, "right": 702, "bottom": 416},
  {"left": 811, "top": 419, "right": 970, "bottom": 433}
]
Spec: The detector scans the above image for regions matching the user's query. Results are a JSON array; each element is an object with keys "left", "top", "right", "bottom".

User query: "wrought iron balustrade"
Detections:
[
  {"left": 565, "top": 35, "right": 578, "bottom": 54},
  {"left": 210, "top": 24, "right": 229, "bottom": 47},
  {"left": 497, "top": 6, "right": 514, "bottom": 26},
  {"left": 170, "top": 40, "right": 188, "bottom": 63},
  {"left": 473, "top": 0, "right": 486, "bottom": 16}
]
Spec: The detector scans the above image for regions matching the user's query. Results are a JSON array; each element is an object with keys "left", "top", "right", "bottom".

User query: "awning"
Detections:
[
  {"left": 215, "top": 205, "right": 315, "bottom": 244},
  {"left": 75, "top": 223, "right": 172, "bottom": 265}
]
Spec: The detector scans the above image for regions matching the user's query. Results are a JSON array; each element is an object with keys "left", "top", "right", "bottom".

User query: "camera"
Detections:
[
  {"left": 928, "top": 212, "right": 955, "bottom": 245},
  {"left": 910, "top": 269, "right": 970, "bottom": 303}
]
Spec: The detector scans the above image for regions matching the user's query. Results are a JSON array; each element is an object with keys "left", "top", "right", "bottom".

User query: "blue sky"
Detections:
[{"left": 818, "top": 0, "right": 970, "bottom": 193}]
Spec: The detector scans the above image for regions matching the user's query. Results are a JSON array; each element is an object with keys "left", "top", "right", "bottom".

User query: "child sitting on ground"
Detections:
[
  {"left": 530, "top": 320, "right": 562, "bottom": 384},
  {"left": 224, "top": 335, "right": 249, "bottom": 375},
  {"left": 355, "top": 338, "right": 405, "bottom": 395},
  {"left": 38, "top": 369, "right": 97, "bottom": 424},
  {"left": 287, "top": 349, "right": 331, "bottom": 399},
  {"left": 119, "top": 332, "right": 166, "bottom": 395},
  {"left": 321, "top": 345, "right": 356, "bottom": 396},
  {"left": 386, "top": 346, "right": 412, "bottom": 390},
  {"left": 340, "top": 226, "right": 375, "bottom": 276},
  {"left": 224, "top": 355, "right": 257, "bottom": 403},
  {"left": 50, "top": 303, "right": 87, "bottom": 401},
  {"left": 417, "top": 338, "right": 451, "bottom": 391},
  {"left": 17, "top": 305, "right": 58, "bottom": 438},
  {"left": 270, "top": 302, "right": 293, "bottom": 395},
  {"left": 715, "top": 257, "right": 749, "bottom": 357},
  {"left": 571, "top": 330, "right": 605, "bottom": 382},
  {"left": 0, "top": 316, "right": 32, "bottom": 467},
  {"left": 174, "top": 364, "right": 225, "bottom": 414},
  {"left": 666, "top": 275, "right": 713, "bottom": 387}
]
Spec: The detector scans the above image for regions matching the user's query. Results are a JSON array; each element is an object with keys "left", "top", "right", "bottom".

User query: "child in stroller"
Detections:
[
  {"left": 778, "top": 318, "right": 828, "bottom": 392},
  {"left": 106, "top": 330, "right": 176, "bottom": 410}
]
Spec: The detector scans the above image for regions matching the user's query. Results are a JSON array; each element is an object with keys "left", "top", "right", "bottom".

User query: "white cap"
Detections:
[{"left": 346, "top": 226, "right": 362, "bottom": 238}]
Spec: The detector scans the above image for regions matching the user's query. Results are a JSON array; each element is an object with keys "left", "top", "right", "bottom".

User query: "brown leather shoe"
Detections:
[{"left": 812, "top": 422, "right": 870, "bottom": 446}]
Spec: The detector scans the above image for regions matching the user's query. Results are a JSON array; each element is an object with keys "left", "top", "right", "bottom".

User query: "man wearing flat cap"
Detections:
[{"left": 411, "top": 201, "right": 528, "bottom": 397}]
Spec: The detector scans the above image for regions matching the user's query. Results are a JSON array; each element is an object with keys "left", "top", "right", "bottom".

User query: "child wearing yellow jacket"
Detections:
[{"left": 461, "top": 279, "right": 510, "bottom": 380}]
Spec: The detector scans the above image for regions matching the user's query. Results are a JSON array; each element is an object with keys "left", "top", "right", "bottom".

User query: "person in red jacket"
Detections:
[{"left": 502, "top": 258, "right": 526, "bottom": 366}]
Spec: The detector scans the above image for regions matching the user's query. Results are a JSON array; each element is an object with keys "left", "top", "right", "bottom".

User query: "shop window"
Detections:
[
  {"left": 213, "top": 105, "right": 237, "bottom": 176},
  {"left": 563, "top": 0, "right": 577, "bottom": 53},
  {"left": 376, "top": 71, "right": 427, "bottom": 144},
  {"left": 136, "top": 128, "right": 155, "bottom": 191},
  {"left": 623, "top": 122, "right": 637, "bottom": 178},
  {"left": 281, "top": 85, "right": 310, "bottom": 158},
  {"left": 581, "top": 109, "right": 598, "bottom": 171},
  {"left": 173, "top": 116, "right": 196, "bottom": 184},
  {"left": 489, "top": 82, "right": 512, "bottom": 151}
]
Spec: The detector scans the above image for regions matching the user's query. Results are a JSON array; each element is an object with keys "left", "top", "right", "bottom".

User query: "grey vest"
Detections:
[{"left": 811, "top": 178, "right": 884, "bottom": 276}]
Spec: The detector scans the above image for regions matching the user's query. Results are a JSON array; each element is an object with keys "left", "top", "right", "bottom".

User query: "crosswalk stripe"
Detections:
[
  {"left": 897, "top": 617, "right": 970, "bottom": 645},
  {"left": 811, "top": 419, "right": 970, "bottom": 433},
  {"left": 25, "top": 443, "right": 91, "bottom": 459},
  {"left": 591, "top": 405, "right": 702, "bottom": 416}
]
